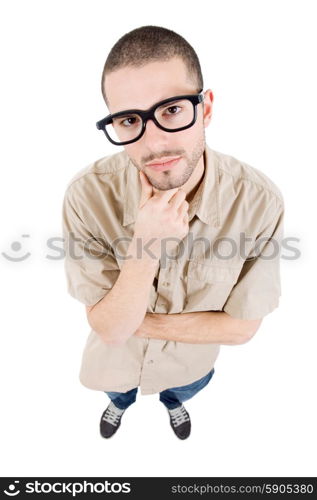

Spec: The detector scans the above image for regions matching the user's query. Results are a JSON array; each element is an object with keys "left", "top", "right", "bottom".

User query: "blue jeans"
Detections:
[{"left": 105, "top": 368, "right": 215, "bottom": 410}]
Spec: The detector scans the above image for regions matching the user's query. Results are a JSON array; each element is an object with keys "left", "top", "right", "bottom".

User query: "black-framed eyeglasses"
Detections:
[{"left": 96, "top": 89, "right": 204, "bottom": 146}]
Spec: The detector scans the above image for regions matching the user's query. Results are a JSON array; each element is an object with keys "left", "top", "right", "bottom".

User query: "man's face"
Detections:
[{"left": 104, "top": 57, "right": 213, "bottom": 191}]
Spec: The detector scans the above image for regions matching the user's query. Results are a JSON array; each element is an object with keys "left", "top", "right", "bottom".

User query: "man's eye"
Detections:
[
  {"left": 114, "top": 115, "right": 140, "bottom": 127},
  {"left": 165, "top": 105, "right": 181, "bottom": 115},
  {"left": 120, "top": 117, "right": 138, "bottom": 127}
]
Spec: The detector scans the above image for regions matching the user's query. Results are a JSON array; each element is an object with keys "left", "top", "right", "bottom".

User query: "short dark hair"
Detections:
[{"left": 101, "top": 25, "right": 204, "bottom": 105}]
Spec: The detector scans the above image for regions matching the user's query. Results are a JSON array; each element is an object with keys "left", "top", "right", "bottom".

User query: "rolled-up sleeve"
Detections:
[
  {"left": 61, "top": 188, "right": 120, "bottom": 306},
  {"left": 223, "top": 198, "right": 284, "bottom": 320}
]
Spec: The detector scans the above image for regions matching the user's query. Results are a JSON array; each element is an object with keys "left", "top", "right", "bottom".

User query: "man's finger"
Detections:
[
  {"left": 139, "top": 171, "right": 153, "bottom": 207},
  {"left": 153, "top": 186, "right": 181, "bottom": 204}
]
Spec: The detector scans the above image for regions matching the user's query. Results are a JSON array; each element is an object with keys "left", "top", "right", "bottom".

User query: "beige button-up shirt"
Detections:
[{"left": 61, "top": 144, "right": 284, "bottom": 395}]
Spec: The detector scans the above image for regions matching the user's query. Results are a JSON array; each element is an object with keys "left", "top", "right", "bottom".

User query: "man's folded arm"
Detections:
[
  {"left": 62, "top": 188, "right": 160, "bottom": 345},
  {"left": 134, "top": 311, "right": 262, "bottom": 345}
]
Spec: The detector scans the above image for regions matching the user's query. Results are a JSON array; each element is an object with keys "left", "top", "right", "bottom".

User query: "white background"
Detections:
[{"left": 0, "top": 0, "right": 316, "bottom": 477}]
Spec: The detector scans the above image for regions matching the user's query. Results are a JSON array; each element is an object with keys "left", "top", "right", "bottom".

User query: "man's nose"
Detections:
[{"left": 141, "top": 118, "right": 169, "bottom": 145}]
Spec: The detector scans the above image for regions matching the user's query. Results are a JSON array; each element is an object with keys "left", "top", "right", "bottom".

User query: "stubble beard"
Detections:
[{"left": 129, "top": 133, "right": 206, "bottom": 191}]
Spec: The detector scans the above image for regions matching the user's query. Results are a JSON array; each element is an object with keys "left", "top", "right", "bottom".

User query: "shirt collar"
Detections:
[{"left": 122, "top": 144, "right": 221, "bottom": 228}]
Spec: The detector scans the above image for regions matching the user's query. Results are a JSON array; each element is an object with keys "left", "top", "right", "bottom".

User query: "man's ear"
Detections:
[{"left": 203, "top": 89, "right": 214, "bottom": 128}]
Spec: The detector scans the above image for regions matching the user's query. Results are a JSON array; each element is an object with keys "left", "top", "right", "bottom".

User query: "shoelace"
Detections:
[
  {"left": 102, "top": 402, "right": 125, "bottom": 426},
  {"left": 168, "top": 405, "right": 190, "bottom": 427}
]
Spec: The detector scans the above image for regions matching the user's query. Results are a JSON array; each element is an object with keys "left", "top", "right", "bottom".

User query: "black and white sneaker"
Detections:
[
  {"left": 100, "top": 401, "right": 126, "bottom": 438},
  {"left": 167, "top": 404, "right": 191, "bottom": 440}
]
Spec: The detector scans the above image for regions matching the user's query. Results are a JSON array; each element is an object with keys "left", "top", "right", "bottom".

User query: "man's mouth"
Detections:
[{"left": 146, "top": 156, "right": 182, "bottom": 171}]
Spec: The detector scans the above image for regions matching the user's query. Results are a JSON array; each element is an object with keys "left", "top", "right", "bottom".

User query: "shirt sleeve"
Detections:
[
  {"left": 61, "top": 187, "right": 120, "bottom": 306},
  {"left": 222, "top": 198, "right": 284, "bottom": 320}
]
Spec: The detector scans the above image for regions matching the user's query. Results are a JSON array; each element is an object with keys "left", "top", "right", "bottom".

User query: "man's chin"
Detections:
[{"left": 148, "top": 176, "right": 189, "bottom": 192}]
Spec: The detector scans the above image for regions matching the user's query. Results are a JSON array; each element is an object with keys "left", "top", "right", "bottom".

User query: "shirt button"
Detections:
[
  {"left": 162, "top": 281, "right": 170, "bottom": 287},
  {"left": 148, "top": 360, "right": 154, "bottom": 364}
]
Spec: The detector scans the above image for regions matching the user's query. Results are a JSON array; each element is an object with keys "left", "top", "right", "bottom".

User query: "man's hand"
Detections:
[
  {"left": 134, "top": 310, "right": 262, "bottom": 345},
  {"left": 131, "top": 171, "right": 189, "bottom": 260},
  {"left": 134, "top": 312, "right": 166, "bottom": 339}
]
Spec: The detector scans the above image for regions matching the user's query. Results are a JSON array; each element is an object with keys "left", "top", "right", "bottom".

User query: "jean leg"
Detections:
[
  {"left": 159, "top": 368, "right": 215, "bottom": 409},
  {"left": 105, "top": 387, "right": 138, "bottom": 410}
]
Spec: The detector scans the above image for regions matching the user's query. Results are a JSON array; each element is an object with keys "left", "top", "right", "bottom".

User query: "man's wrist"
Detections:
[{"left": 127, "top": 236, "right": 160, "bottom": 267}]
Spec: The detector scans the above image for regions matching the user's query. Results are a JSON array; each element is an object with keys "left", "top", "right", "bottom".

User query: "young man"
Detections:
[{"left": 62, "top": 26, "right": 284, "bottom": 440}]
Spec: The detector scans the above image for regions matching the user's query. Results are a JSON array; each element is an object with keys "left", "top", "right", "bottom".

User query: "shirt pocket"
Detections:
[{"left": 185, "top": 260, "right": 241, "bottom": 312}]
